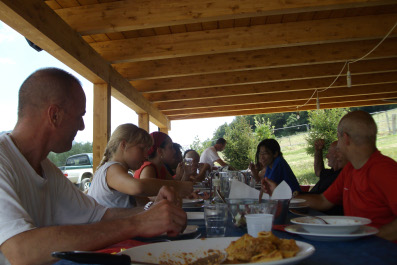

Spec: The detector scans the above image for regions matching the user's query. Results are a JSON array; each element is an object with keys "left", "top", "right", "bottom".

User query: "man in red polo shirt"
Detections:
[
  {"left": 304, "top": 111, "right": 397, "bottom": 240},
  {"left": 263, "top": 110, "right": 397, "bottom": 241}
]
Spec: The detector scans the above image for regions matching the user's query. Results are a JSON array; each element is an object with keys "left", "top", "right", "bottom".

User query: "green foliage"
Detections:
[
  {"left": 47, "top": 141, "right": 93, "bottom": 166},
  {"left": 305, "top": 109, "right": 349, "bottom": 157},
  {"left": 247, "top": 112, "right": 309, "bottom": 137},
  {"left": 213, "top": 123, "right": 228, "bottom": 142},
  {"left": 223, "top": 117, "right": 255, "bottom": 170},
  {"left": 189, "top": 136, "right": 212, "bottom": 155},
  {"left": 253, "top": 116, "right": 275, "bottom": 142}
]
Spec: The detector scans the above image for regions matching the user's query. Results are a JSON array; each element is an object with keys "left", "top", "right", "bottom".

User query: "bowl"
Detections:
[
  {"left": 226, "top": 199, "right": 277, "bottom": 227},
  {"left": 290, "top": 216, "right": 371, "bottom": 234}
]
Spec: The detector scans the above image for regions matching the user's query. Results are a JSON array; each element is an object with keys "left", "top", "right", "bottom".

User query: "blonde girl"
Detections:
[{"left": 88, "top": 123, "right": 192, "bottom": 208}]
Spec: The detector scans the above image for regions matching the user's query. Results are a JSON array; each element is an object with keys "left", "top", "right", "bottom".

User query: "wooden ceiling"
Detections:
[{"left": 1, "top": 0, "right": 397, "bottom": 126}]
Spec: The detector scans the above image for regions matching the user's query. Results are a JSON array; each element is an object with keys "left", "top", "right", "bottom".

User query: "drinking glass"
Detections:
[{"left": 204, "top": 203, "right": 228, "bottom": 237}]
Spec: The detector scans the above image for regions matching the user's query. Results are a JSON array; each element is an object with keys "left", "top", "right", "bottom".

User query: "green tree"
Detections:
[
  {"left": 213, "top": 123, "right": 228, "bottom": 141},
  {"left": 189, "top": 136, "right": 212, "bottom": 155},
  {"left": 223, "top": 116, "right": 255, "bottom": 170},
  {"left": 47, "top": 141, "right": 93, "bottom": 166},
  {"left": 305, "top": 108, "right": 349, "bottom": 157}
]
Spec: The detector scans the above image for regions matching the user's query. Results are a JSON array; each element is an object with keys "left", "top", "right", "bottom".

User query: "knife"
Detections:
[{"left": 52, "top": 251, "right": 159, "bottom": 265}]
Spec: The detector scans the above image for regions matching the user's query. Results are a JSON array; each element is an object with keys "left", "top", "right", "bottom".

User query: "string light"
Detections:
[{"left": 316, "top": 91, "right": 320, "bottom": 110}]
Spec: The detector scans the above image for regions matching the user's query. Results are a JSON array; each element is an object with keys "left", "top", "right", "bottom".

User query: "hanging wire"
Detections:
[{"left": 293, "top": 20, "right": 397, "bottom": 111}]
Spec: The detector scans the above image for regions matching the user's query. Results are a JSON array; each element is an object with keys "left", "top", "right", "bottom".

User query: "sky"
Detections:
[{"left": 0, "top": 22, "right": 235, "bottom": 149}]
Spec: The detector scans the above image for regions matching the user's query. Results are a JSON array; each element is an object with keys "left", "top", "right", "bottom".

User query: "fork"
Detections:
[{"left": 289, "top": 209, "right": 330, "bottom": 224}]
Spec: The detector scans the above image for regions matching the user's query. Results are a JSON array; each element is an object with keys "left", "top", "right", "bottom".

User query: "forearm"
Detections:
[
  {"left": 296, "top": 193, "right": 334, "bottom": 211},
  {"left": 1, "top": 218, "right": 136, "bottom": 265},
  {"left": 216, "top": 159, "right": 227, "bottom": 167},
  {"left": 377, "top": 218, "right": 397, "bottom": 241},
  {"left": 102, "top": 207, "right": 143, "bottom": 220},
  {"left": 313, "top": 149, "right": 324, "bottom": 177}
]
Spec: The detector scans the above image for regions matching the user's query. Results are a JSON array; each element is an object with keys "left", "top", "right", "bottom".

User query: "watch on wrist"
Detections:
[{"left": 144, "top": 201, "right": 154, "bottom": 211}]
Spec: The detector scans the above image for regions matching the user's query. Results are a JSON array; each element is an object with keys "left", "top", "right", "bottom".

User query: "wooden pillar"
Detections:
[
  {"left": 159, "top": 127, "right": 168, "bottom": 134},
  {"left": 93, "top": 83, "right": 111, "bottom": 172},
  {"left": 138, "top": 113, "right": 149, "bottom": 132}
]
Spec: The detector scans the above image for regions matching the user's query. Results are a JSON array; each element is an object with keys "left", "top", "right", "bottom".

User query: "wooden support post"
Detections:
[
  {"left": 138, "top": 113, "right": 149, "bottom": 132},
  {"left": 93, "top": 83, "right": 111, "bottom": 172},
  {"left": 159, "top": 127, "right": 169, "bottom": 134}
]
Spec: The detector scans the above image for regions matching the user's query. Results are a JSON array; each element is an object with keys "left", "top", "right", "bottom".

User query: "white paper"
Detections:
[
  {"left": 270, "top": 180, "right": 292, "bottom": 200},
  {"left": 229, "top": 179, "right": 269, "bottom": 200}
]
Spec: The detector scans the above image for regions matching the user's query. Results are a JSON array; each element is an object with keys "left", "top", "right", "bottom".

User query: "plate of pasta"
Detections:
[{"left": 121, "top": 232, "right": 315, "bottom": 265}]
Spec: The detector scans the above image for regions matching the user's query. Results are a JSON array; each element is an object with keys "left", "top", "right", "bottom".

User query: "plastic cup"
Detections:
[
  {"left": 245, "top": 214, "right": 274, "bottom": 237},
  {"left": 204, "top": 203, "right": 228, "bottom": 237}
]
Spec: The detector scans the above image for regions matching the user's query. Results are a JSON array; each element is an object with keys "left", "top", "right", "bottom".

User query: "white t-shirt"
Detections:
[
  {"left": 199, "top": 146, "right": 220, "bottom": 167},
  {"left": 0, "top": 134, "right": 107, "bottom": 264},
  {"left": 88, "top": 161, "right": 135, "bottom": 208}
]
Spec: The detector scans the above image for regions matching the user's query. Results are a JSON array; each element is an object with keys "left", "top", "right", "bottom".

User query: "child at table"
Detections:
[{"left": 87, "top": 123, "right": 193, "bottom": 208}]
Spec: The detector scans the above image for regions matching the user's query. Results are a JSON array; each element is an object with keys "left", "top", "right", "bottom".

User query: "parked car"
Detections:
[{"left": 59, "top": 153, "right": 93, "bottom": 192}]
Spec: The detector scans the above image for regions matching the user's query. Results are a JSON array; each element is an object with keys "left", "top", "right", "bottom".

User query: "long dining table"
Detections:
[{"left": 55, "top": 203, "right": 397, "bottom": 265}]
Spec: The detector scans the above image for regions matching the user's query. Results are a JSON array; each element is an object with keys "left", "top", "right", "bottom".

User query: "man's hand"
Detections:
[
  {"left": 133, "top": 200, "right": 187, "bottom": 237},
  {"left": 261, "top": 177, "right": 277, "bottom": 196},
  {"left": 314, "top": 139, "right": 325, "bottom": 151},
  {"left": 154, "top": 186, "right": 182, "bottom": 207}
]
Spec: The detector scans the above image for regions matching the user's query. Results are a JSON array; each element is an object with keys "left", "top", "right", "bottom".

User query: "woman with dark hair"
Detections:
[
  {"left": 134, "top": 131, "right": 176, "bottom": 180},
  {"left": 251, "top": 139, "right": 301, "bottom": 192}
]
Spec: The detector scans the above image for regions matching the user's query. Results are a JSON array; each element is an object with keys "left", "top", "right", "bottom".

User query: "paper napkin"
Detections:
[
  {"left": 229, "top": 179, "right": 269, "bottom": 200},
  {"left": 270, "top": 181, "right": 292, "bottom": 200}
]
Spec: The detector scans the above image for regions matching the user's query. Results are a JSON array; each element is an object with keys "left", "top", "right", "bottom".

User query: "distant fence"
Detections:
[{"left": 275, "top": 108, "right": 397, "bottom": 148}]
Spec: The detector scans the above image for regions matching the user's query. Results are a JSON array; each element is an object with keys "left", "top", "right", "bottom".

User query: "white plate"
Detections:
[
  {"left": 290, "top": 198, "right": 306, "bottom": 204},
  {"left": 187, "top": 212, "right": 204, "bottom": 220},
  {"left": 289, "top": 205, "right": 308, "bottom": 209},
  {"left": 182, "top": 198, "right": 204, "bottom": 206},
  {"left": 290, "top": 216, "right": 371, "bottom": 234},
  {"left": 285, "top": 225, "right": 378, "bottom": 242},
  {"left": 160, "top": 225, "right": 198, "bottom": 236},
  {"left": 121, "top": 237, "right": 315, "bottom": 265}
]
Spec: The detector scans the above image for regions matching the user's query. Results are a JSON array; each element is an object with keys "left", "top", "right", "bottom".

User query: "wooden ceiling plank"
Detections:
[
  {"left": 54, "top": 0, "right": 396, "bottom": 35},
  {"left": 92, "top": 14, "right": 397, "bottom": 63},
  {"left": 144, "top": 72, "right": 397, "bottom": 103},
  {"left": 132, "top": 58, "right": 397, "bottom": 93},
  {"left": 167, "top": 99, "right": 396, "bottom": 120},
  {"left": 0, "top": 0, "right": 169, "bottom": 128},
  {"left": 163, "top": 93, "right": 397, "bottom": 116},
  {"left": 114, "top": 38, "right": 397, "bottom": 80},
  {"left": 154, "top": 83, "right": 397, "bottom": 111},
  {"left": 153, "top": 26, "right": 172, "bottom": 35}
]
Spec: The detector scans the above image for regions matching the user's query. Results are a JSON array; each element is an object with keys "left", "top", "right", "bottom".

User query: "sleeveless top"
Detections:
[
  {"left": 87, "top": 161, "right": 135, "bottom": 208},
  {"left": 133, "top": 161, "right": 167, "bottom": 180}
]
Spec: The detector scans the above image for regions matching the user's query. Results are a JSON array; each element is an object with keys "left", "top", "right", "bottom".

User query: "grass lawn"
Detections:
[{"left": 280, "top": 109, "right": 397, "bottom": 185}]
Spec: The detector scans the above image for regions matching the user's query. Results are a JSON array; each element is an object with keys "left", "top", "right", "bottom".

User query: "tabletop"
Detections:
[{"left": 54, "top": 205, "right": 397, "bottom": 265}]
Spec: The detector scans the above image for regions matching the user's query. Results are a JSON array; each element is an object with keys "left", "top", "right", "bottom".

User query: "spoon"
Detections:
[
  {"left": 215, "top": 189, "right": 236, "bottom": 223},
  {"left": 289, "top": 209, "right": 330, "bottom": 224}
]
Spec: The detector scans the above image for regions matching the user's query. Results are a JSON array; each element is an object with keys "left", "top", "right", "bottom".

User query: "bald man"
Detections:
[
  {"left": 295, "top": 111, "right": 397, "bottom": 241},
  {"left": 311, "top": 140, "right": 348, "bottom": 194},
  {"left": 0, "top": 68, "right": 186, "bottom": 264}
]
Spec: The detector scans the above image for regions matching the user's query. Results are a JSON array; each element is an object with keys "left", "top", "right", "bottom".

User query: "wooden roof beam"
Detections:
[
  {"left": 136, "top": 57, "right": 397, "bottom": 93},
  {"left": 114, "top": 38, "right": 397, "bottom": 80},
  {"left": 91, "top": 14, "right": 397, "bottom": 63},
  {"left": 144, "top": 72, "right": 397, "bottom": 102},
  {"left": 167, "top": 99, "right": 397, "bottom": 120},
  {"left": 154, "top": 83, "right": 397, "bottom": 110},
  {"left": 0, "top": 0, "right": 170, "bottom": 129},
  {"left": 53, "top": 0, "right": 395, "bottom": 35},
  {"left": 164, "top": 93, "right": 397, "bottom": 117}
]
